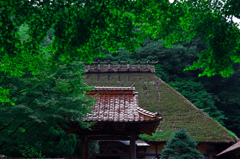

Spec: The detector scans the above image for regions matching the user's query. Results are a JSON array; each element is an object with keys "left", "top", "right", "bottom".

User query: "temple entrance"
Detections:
[{"left": 64, "top": 86, "right": 161, "bottom": 159}]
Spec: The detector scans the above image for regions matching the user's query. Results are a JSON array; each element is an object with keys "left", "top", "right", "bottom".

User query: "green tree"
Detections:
[
  {"left": 0, "top": 126, "right": 100, "bottom": 157},
  {"left": 161, "top": 128, "right": 204, "bottom": 159},
  {"left": 0, "top": 127, "right": 77, "bottom": 157},
  {"left": 0, "top": 57, "right": 94, "bottom": 156},
  {"left": 200, "top": 70, "right": 240, "bottom": 136},
  {"left": 1, "top": 0, "right": 240, "bottom": 103}
]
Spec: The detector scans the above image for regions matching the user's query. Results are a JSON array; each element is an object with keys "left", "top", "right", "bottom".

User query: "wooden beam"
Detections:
[
  {"left": 130, "top": 133, "right": 136, "bottom": 159},
  {"left": 88, "top": 135, "right": 131, "bottom": 141},
  {"left": 78, "top": 128, "right": 137, "bottom": 136}
]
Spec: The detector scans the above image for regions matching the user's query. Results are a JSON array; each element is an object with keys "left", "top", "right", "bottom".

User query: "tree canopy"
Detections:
[
  {"left": 1, "top": 0, "right": 240, "bottom": 103},
  {"left": 1, "top": 0, "right": 240, "bottom": 76}
]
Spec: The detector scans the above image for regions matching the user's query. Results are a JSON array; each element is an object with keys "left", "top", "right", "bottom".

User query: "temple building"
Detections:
[{"left": 82, "top": 61, "right": 238, "bottom": 159}]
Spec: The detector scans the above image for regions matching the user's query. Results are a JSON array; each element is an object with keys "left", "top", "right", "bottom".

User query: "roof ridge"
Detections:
[
  {"left": 86, "top": 60, "right": 158, "bottom": 65},
  {"left": 137, "top": 107, "right": 159, "bottom": 118},
  {"left": 85, "top": 64, "right": 156, "bottom": 73}
]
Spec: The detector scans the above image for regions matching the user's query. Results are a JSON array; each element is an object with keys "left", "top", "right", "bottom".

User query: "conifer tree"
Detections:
[{"left": 162, "top": 128, "right": 204, "bottom": 159}]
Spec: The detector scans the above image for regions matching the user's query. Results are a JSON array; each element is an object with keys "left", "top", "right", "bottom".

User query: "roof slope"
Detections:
[{"left": 84, "top": 65, "right": 237, "bottom": 142}]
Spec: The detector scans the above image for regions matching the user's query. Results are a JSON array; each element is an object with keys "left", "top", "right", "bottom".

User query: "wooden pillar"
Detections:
[
  {"left": 85, "top": 135, "right": 88, "bottom": 159},
  {"left": 130, "top": 133, "right": 136, "bottom": 159},
  {"left": 80, "top": 135, "right": 88, "bottom": 159},
  {"left": 80, "top": 135, "right": 85, "bottom": 159},
  {"left": 155, "top": 144, "right": 158, "bottom": 159}
]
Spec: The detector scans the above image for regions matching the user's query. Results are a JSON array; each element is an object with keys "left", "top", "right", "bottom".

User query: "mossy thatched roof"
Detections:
[{"left": 84, "top": 65, "right": 237, "bottom": 143}]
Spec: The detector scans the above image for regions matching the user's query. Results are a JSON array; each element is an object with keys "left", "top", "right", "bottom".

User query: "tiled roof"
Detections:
[
  {"left": 216, "top": 140, "right": 240, "bottom": 156},
  {"left": 85, "top": 87, "right": 161, "bottom": 122}
]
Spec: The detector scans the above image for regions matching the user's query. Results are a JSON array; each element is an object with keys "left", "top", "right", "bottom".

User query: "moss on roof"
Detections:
[{"left": 84, "top": 70, "right": 237, "bottom": 142}]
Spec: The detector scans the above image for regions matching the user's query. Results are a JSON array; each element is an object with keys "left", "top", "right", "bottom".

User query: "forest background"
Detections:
[{"left": 1, "top": 0, "right": 240, "bottom": 157}]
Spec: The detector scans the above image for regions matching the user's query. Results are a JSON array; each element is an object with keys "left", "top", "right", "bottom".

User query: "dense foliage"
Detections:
[
  {"left": 1, "top": 127, "right": 99, "bottom": 157},
  {"left": 1, "top": 0, "right": 240, "bottom": 102},
  {"left": 161, "top": 128, "right": 204, "bottom": 159},
  {"left": 0, "top": 59, "right": 94, "bottom": 157},
  {"left": 0, "top": 127, "right": 76, "bottom": 157}
]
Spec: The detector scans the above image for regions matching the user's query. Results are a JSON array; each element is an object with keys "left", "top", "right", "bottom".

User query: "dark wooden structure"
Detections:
[{"left": 65, "top": 86, "right": 161, "bottom": 159}]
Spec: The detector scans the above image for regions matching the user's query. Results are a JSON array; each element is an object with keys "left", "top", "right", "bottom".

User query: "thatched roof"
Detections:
[{"left": 84, "top": 64, "right": 237, "bottom": 143}]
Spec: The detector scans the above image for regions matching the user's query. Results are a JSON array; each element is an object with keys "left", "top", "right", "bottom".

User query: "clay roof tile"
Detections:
[{"left": 85, "top": 87, "right": 160, "bottom": 122}]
